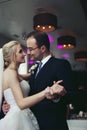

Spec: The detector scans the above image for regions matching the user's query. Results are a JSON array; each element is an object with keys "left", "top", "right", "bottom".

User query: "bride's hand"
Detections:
[{"left": 45, "top": 87, "right": 55, "bottom": 99}]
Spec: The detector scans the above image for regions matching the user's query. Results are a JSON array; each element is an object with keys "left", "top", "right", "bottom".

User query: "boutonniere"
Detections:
[{"left": 29, "top": 63, "right": 38, "bottom": 74}]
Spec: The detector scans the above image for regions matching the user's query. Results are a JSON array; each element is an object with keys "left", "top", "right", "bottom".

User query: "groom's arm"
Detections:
[
  {"left": 0, "top": 108, "right": 5, "bottom": 119},
  {"left": 0, "top": 97, "right": 5, "bottom": 119},
  {"left": 2, "top": 100, "right": 10, "bottom": 115}
]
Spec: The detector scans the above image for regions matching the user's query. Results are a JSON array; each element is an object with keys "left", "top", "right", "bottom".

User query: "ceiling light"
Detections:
[
  {"left": 57, "top": 35, "right": 76, "bottom": 49},
  {"left": 33, "top": 13, "right": 58, "bottom": 32},
  {"left": 74, "top": 49, "right": 87, "bottom": 61}
]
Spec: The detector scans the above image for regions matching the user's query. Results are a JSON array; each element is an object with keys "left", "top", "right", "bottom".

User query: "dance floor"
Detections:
[{"left": 67, "top": 120, "right": 87, "bottom": 130}]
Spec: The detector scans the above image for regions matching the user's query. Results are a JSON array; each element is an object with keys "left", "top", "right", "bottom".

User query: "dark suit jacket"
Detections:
[
  {"left": 29, "top": 57, "right": 73, "bottom": 130},
  {"left": 0, "top": 97, "right": 5, "bottom": 119},
  {"left": 0, "top": 111, "right": 4, "bottom": 119}
]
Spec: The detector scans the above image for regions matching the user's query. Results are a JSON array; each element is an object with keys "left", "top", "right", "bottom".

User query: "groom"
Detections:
[{"left": 26, "top": 30, "right": 73, "bottom": 130}]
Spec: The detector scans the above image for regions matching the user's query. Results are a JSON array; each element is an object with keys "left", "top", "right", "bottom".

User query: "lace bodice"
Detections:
[
  {"left": 20, "top": 80, "right": 30, "bottom": 97},
  {"left": 4, "top": 80, "right": 30, "bottom": 107}
]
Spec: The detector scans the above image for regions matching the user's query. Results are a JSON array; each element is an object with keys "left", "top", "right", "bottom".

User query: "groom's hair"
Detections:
[{"left": 27, "top": 30, "right": 50, "bottom": 51}]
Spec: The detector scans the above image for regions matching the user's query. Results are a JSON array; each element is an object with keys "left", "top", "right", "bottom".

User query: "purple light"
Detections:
[
  {"left": 62, "top": 53, "right": 70, "bottom": 59},
  {"left": 57, "top": 45, "right": 63, "bottom": 49},
  {"left": 48, "top": 34, "right": 54, "bottom": 44},
  {"left": 28, "top": 61, "right": 35, "bottom": 65}
]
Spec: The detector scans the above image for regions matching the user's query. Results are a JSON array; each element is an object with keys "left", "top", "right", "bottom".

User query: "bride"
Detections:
[{"left": 0, "top": 41, "right": 62, "bottom": 130}]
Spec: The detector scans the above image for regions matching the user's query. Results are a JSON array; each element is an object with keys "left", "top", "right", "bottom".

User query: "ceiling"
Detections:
[{"left": 0, "top": 0, "right": 87, "bottom": 71}]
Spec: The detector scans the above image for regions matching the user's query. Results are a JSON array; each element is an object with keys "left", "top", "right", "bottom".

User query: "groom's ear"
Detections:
[{"left": 40, "top": 45, "right": 46, "bottom": 53}]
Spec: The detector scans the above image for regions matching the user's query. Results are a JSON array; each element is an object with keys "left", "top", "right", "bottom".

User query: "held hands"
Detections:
[
  {"left": 45, "top": 80, "right": 67, "bottom": 99},
  {"left": 51, "top": 80, "right": 67, "bottom": 96},
  {"left": 2, "top": 80, "right": 67, "bottom": 114}
]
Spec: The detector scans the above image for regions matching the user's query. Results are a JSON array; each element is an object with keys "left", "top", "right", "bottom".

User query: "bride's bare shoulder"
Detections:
[{"left": 3, "top": 68, "right": 17, "bottom": 80}]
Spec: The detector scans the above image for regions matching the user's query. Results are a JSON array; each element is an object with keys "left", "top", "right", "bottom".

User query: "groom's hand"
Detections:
[
  {"left": 51, "top": 80, "right": 67, "bottom": 96},
  {"left": 2, "top": 101, "right": 10, "bottom": 115},
  {"left": 45, "top": 80, "right": 67, "bottom": 99}
]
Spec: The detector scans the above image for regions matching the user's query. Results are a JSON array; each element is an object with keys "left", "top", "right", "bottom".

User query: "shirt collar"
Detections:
[{"left": 41, "top": 55, "right": 52, "bottom": 67}]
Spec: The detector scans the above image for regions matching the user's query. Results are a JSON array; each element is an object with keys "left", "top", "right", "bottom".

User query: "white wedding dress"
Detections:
[{"left": 0, "top": 80, "right": 39, "bottom": 130}]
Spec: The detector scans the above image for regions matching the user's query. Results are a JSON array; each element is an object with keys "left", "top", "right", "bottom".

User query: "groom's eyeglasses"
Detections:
[{"left": 26, "top": 47, "right": 39, "bottom": 52}]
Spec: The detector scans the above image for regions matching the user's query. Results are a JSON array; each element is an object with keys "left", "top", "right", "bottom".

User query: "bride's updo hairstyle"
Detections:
[{"left": 2, "top": 41, "right": 20, "bottom": 69}]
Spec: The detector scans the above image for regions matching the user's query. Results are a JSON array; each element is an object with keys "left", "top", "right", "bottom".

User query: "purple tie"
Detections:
[{"left": 35, "top": 62, "right": 42, "bottom": 77}]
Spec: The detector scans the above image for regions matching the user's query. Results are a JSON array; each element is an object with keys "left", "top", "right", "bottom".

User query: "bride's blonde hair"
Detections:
[{"left": 2, "top": 41, "right": 20, "bottom": 69}]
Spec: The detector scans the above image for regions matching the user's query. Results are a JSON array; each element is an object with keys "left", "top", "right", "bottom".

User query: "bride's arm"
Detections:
[
  {"left": 3, "top": 70, "right": 66, "bottom": 111},
  {"left": 18, "top": 63, "right": 37, "bottom": 80},
  {"left": 18, "top": 73, "right": 31, "bottom": 80},
  {"left": 7, "top": 70, "right": 54, "bottom": 110}
]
